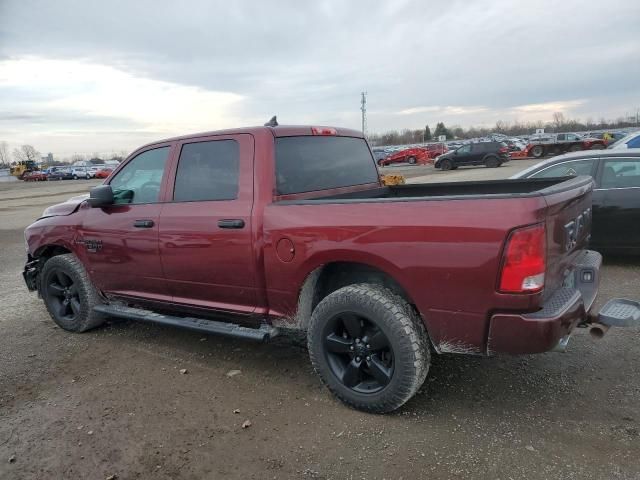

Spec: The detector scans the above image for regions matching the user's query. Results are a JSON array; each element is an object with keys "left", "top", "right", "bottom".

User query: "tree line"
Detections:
[
  {"left": 0, "top": 141, "right": 127, "bottom": 169},
  {"left": 368, "top": 113, "right": 639, "bottom": 146}
]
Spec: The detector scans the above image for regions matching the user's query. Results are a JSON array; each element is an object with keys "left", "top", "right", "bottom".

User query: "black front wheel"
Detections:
[
  {"left": 439, "top": 159, "right": 453, "bottom": 171},
  {"left": 41, "top": 254, "right": 106, "bottom": 332},
  {"left": 308, "top": 284, "right": 430, "bottom": 413},
  {"left": 407, "top": 156, "right": 417, "bottom": 165}
]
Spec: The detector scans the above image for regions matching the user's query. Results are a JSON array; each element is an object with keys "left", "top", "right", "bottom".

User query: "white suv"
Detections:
[{"left": 70, "top": 166, "right": 92, "bottom": 179}]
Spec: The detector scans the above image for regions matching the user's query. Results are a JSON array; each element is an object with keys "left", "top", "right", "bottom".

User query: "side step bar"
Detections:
[{"left": 94, "top": 304, "right": 279, "bottom": 342}]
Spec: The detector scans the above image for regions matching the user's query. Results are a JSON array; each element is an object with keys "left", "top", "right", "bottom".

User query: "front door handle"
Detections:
[
  {"left": 218, "top": 219, "right": 245, "bottom": 229},
  {"left": 133, "top": 219, "right": 155, "bottom": 228}
]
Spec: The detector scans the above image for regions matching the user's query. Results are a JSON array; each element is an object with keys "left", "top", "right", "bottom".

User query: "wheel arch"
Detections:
[
  {"left": 291, "top": 259, "right": 425, "bottom": 333},
  {"left": 34, "top": 243, "right": 73, "bottom": 260}
]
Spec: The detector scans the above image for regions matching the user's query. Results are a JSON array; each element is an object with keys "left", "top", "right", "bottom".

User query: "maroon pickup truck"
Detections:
[{"left": 23, "top": 124, "right": 639, "bottom": 413}]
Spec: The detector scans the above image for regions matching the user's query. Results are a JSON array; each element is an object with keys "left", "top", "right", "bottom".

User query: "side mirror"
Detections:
[{"left": 88, "top": 185, "right": 114, "bottom": 208}]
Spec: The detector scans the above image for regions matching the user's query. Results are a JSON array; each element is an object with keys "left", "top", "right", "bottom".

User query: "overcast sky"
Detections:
[{"left": 1, "top": 0, "right": 639, "bottom": 157}]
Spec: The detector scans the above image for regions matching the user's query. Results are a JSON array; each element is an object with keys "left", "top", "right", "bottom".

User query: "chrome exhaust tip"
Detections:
[
  {"left": 552, "top": 335, "right": 570, "bottom": 352},
  {"left": 589, "top": 323, "right": 609, "bottom": 339}
]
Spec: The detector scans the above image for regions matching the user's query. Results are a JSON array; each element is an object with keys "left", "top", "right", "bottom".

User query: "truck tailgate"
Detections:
[{"left": 540, "top": 176, "right": 594, "bottom": 298}]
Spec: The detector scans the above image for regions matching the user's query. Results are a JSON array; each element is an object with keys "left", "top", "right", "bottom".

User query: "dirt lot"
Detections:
[{"left": 1, "top": 173, "right": 639, "bottom": 480}]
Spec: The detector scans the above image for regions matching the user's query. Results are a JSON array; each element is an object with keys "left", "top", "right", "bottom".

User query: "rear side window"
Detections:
[
  {"left": 530, "top": 159, "right": 596, "bottom": 179},
  {"left": 601, "top": 158, "right": 640, "bottom": 188},
  {"left": 174, "top": 140, "right": 239, "bottom": 202},
  {"left": 275, "top": 136, "right": 379, "bottom": 195}
]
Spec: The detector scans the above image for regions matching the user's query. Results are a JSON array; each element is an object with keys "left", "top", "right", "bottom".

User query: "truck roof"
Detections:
[{"left": 135, "top": 125, "right": 365, "bottom": 152}]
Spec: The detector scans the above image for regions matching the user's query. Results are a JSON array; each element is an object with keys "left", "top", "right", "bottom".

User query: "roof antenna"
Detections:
[{"left": 264, "top": 115, "right": 278, "bottom": 127}]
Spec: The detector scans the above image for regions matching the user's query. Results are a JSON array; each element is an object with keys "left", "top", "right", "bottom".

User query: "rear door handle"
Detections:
[
  {"left": 218, "top": 219, "right": 245, "bottom": 229},
  {"left": 133, "top": 219, "right": 155, "bottom": 228}
]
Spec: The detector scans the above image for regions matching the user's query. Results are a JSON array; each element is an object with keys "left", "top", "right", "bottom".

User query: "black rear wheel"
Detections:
[
  {"left": 407, "top": 156, "right": 417, "bottom": 165},
  {"left": 323, "top": 312, "right": 394, "bottom": 394},
  {"left": 308, "top": 284, "right": 430, "bottom": 413},
  {"left": 485, "top": 156, "right": 499, "bottom": 168}
]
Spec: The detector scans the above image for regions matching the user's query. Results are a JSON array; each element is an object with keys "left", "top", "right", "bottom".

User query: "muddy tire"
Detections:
[
  {"left": 485, "top": 156, "right": 499, "bottom": 168},
  {"left": 307, "top": 284, "right": 430, "bottom": 413},
  {"left": 531, "top": 145, "right": 545, "bottom": 158},
  {"left": 439, "top": 159, "right": 453, "bottom": 171},
  {"left": 40, "top": 253, "right": 106, "bottom": 332}
]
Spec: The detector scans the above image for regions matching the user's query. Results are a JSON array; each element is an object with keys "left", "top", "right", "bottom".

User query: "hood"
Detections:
[
  {"left": 436, "top": 151, "right": 454, "bottom": 162},
  {"left": 41, "top": 194, "right": 89, "bottom": 218}
]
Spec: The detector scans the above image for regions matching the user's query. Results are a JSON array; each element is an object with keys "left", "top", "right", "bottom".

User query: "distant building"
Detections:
[{"left": 41, "top": 153, "right": 54, "bottom": 164}]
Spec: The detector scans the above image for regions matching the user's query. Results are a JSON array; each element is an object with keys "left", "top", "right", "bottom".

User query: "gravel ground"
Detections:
[{"left": 1, "top": 173, "right": 639, "bottom": 480}]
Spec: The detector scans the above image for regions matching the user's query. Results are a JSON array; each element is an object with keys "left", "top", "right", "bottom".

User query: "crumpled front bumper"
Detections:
[
  {"left": 22, "top": 257, "right": 41, "bottom": 292},
  {"left": 487, "top": 250, "right": 601, "bottom": 354}
]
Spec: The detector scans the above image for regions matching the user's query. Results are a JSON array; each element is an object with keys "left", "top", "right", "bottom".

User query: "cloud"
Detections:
[
  {"left": 397, "top": 105, "right": 489, "bottom": 116},
  {"left": 0, "top": 57, "right": 245, "bottom": 133},
  {"left": 511, "top": 100, "right": 586, "bottom": 114},
  {"left": 0, "top": 0, "right": 638, "bottom": 155}
]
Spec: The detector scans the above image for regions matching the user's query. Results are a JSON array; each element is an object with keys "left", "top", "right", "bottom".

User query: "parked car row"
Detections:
[{"left": 23, "top": 166, "right": 114, "bottom": 181}]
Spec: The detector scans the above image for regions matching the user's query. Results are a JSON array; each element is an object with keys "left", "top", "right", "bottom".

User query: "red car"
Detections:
[
  {"left": 23, "top": 124, "right": 637, "bottom": 413},
  {"left": 378, "top": 145, "right": 447, "bottom": 166},
  {"left": 94, "top": 168, "right": 113, "bottom": 179},
  {"left": 22, "top": 171, "right": 48, "bottom": 182}
]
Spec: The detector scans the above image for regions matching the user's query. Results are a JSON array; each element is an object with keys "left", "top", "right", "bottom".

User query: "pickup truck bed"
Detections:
[{"left": 281, "top": 177, "right": 573, "bottom": 202}]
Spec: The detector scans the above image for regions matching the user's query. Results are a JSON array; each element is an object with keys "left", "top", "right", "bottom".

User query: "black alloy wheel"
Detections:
[
  {"left": 44, "top": 269, "right": 82, "bottom": 323},
  {"left": 40, "top": 253, "right": 106, "bottom": 332},
  {"left": 323, "top": 312, "right": 394, "bottom": 394}
]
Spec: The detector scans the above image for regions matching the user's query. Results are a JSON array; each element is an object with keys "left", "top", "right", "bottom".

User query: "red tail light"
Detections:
[
  {"left": 311, "top": 127, "right": 337, "bottom": 136},
  {"left": 499, "top": 223, "right": 546, "bottom": 293}
]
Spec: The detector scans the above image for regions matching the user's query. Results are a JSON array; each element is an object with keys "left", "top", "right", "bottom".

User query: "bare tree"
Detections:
[
  {"left": 70, "top": 154, "right": 86, "bottom": 164},
  {"left": 0, "top": 141, "right": 10, "bottom": 167},
  {"left": 13, "top": 145, "right": 40, "bottom": 163},
  {"left": 552, "top": 112, "right": 565, "bottom": 131}
]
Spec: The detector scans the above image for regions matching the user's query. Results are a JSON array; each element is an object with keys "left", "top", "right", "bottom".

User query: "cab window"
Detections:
[
  {"left": 530, "top": 158, "right": 596, "bottom": 178},
  {"left": 109, "top": 147, "right": 170, "bottom": 204},
  {"left": 173, "top": 140, "right": 239, "bottom": 202}
]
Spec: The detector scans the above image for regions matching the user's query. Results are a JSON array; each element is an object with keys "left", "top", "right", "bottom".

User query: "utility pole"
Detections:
[{"left": 360, "top": 91, "right": 367, "bottom": 137}]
